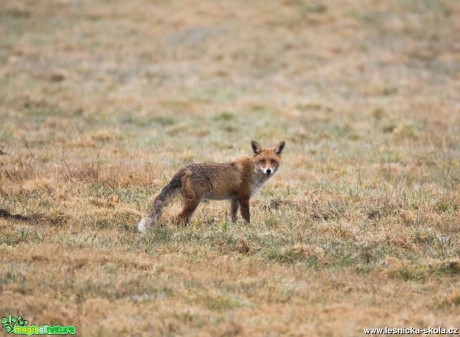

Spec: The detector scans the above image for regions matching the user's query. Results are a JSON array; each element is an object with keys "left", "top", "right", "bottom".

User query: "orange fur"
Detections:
[{"left": 138, "top": 141, "right": 285, "bottom": 231}]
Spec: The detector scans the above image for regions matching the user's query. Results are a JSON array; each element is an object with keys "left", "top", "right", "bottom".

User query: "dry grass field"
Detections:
[{"left": 1, "top": 0, "right": 459, "bottom": 336}]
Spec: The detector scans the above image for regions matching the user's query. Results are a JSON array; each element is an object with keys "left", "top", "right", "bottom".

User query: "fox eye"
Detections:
[
  {"left": 270, "top": 160, "right": 278, "bottom": 167},
  {"left": 258, "top": 159, "right": 266, "bottom": 165}
]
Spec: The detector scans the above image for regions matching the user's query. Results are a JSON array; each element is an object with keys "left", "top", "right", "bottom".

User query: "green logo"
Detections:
[
  {"left": 1, "top": 314, "right": 76, "bottom": 335},
  {"left": 1, "top": 314, "right": 28, "bottom": 333}
]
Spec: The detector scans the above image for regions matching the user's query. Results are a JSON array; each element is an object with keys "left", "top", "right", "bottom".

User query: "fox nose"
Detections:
[{"left": 266, "top": 168, "right": 272, "bottom": 175}]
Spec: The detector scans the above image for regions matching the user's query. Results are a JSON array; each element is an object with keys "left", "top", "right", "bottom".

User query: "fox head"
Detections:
[{"left": 251, "top": 140, "right": 285, "bottom": 176}]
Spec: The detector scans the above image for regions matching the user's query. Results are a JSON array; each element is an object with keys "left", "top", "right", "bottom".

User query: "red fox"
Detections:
[{"left": 138, "top": 140, "right": 285, "bottom": 232}]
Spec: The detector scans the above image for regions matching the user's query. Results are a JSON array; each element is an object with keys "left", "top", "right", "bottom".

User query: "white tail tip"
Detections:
[{"left": 138, "top": 217, "right": 153, "bottom": 233}]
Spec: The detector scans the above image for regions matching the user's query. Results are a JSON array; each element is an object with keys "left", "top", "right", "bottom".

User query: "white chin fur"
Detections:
[{"left": 138, "top": 217, "right": 153, "bottom": 233}]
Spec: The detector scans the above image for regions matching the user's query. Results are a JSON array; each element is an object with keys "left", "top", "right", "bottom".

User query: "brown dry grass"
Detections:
[{"left": 1, "top": 0, "right": 459, "bottom": 336}]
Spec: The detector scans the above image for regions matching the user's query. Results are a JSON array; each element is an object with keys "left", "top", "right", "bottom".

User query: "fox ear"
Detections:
[
  {"left": 274, "top": 141, "right": 285, "bottom": 155},
  {"left": 251, "top": 141, "right": 262, "bottom": 154}
]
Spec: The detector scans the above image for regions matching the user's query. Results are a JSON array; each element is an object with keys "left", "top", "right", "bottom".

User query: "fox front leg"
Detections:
[
  {"left": 238, "top": 197, "right": 250, "bottom": 223},
  {"left": 230, "top": 199, "right": 239, "bottom": 222}
]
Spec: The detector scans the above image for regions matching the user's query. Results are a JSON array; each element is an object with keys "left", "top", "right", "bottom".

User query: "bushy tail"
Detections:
[{"left": 138, "top": 169, "right": 185, "bottom": 232}]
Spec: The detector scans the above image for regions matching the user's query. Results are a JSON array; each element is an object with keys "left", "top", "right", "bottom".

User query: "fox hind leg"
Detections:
[
  {"left": 176, "top": 184, "right": 201, "bottom": 225},
  {"left": 176, "top": 198, "right": 200, "bottom": 225}
]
